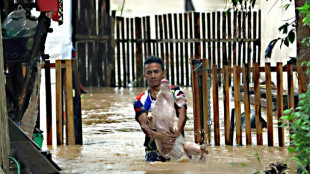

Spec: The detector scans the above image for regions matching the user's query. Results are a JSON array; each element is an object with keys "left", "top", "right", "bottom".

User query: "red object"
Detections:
[{"left": 36, "top": 0, "right": 58, "bottom": 12}]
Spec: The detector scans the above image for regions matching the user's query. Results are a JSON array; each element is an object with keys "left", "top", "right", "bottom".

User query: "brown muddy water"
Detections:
[{"left": 47, "top": 87, "right": 295, "bottom": 174}]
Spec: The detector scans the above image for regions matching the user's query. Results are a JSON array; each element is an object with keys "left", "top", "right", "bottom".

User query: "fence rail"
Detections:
[{"left": 192, "top": 60, "right": 306, "bottom": 146}]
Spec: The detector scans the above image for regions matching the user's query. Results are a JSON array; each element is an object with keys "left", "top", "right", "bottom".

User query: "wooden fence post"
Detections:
[
  {"left": 202, "top": 59, "right": 210, "bottom": 144},
  {"left": 223, "top": 66, "right": 230, "bottom": 145},
  {"left": 0, "top": 13, "right": 10, "bottom": 173},
  {"left": 135, "top": 17, "right": 143, "bottom": 87},
  {"left": 243, "top": 63, "right": 251, "bottom": 145},
  {"left": 276, "top": 62, "right": 284, "bottom": 147},
  {"left": 45, "top": 60, "right": 53, "bottom": 145},
  {"left": 55, "top": 60, "right": 63, "bottom": 145},
  {"left": 265, "top": 63, "right": 274, "bottom": 146},
  {"left": 212, "top": 64, "right": 220, "bottom": 145},
  {"left": 253, "top": 63, "right": 263, "bottom": 145},
  {"left": 233, "top": 65, "right": 242, "bottom": 145},
  {"left": 65, "top": 60, "right": 75, "bottom": 145},
  {"left": 192, "top": 60, "right": 201, "bottom": 144}
]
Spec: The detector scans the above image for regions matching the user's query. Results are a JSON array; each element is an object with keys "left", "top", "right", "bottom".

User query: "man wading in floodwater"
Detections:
[{"left": 133, "top": 56, "right": 187, "bottom": 162}]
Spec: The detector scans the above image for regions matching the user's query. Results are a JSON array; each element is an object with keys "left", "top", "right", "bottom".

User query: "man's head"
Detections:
[{"left": 143, "top": 56, "right": 166, "bottom": 90}]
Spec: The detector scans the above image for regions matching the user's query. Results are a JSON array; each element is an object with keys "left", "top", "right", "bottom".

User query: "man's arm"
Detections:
[
  {"left": 137, "top": 112, "right": 176, "bottom": 150},
  {"left": 176, "top": 107, "right": 187, "bottom": 137}
]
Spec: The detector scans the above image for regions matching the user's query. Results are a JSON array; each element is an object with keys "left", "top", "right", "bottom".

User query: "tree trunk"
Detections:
[
  {"left": 295, "top": 0, "right": 310, "bottom": 86},
  {"left": 0, "top": 12, "right": 10, "bottom": 174}
]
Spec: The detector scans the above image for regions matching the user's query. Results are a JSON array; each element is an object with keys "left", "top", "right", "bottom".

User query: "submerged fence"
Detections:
[
  {"left": 114, "top": 11, "right": 261, "bottom": 87},
  {"left": 192, "top": 60, "right": 306, "bottom": 146},
  {"left": 73, "top": 2, "right": 261, "bottom": 87}
]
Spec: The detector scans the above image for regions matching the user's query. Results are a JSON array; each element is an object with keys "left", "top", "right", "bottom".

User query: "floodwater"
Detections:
[{"left": 48, "top": 87, "right": 294, "bottom": 174}]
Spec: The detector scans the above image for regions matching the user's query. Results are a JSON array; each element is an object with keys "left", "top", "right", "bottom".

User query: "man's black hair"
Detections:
[{"left": 144, "top": 56, "right": 165, "bottom": 71}]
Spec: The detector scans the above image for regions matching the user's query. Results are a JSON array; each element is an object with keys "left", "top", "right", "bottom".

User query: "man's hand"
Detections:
[{"left": 153, "top": 130, "right": 177, "bottom": 154}]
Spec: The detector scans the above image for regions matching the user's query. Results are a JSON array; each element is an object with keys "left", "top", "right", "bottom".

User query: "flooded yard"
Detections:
[{"left": 47, "top": 87, "right": 294, "bottom": 173}]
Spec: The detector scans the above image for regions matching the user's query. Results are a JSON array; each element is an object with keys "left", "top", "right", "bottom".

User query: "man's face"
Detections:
[{"left": 143, "top": 63, "right": 166, "bottom": 90}]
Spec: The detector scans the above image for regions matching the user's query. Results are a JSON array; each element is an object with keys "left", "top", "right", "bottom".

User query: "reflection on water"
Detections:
[{"left": 49, "top": 87, "right": 294, "bottom": 174}]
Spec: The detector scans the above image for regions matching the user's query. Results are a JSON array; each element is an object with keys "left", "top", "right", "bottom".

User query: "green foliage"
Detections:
[{"left": 280, "top": 61, "right": 310, "bottom": 173}]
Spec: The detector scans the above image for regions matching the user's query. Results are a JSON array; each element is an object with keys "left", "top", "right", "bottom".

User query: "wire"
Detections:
[{"left": 8, "top": 155, "right": 20, "bottom": 174}]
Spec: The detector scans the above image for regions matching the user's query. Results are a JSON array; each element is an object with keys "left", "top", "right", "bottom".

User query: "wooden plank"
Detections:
[
  {"left": 287, "top": 62, "right": 294, "bottom": 139},
  {"left": 159, "top": 15, "right": 165, "bottom": 66},
  {"left": 212, "top": 12, "right": 216, "bottom": 65},
  {"left": 65, "top": 60, "right": 75, "bottom": 145},
  {"left": 223, "top": 66, "right": 230, "bottom": 145},
  {"left": 217, "top": 12, "right": 221, "bottom": 68},
  {"left": 222, "top": 12, "right": 228, "bottom": 67},
  {"left": 212, "top": 64, "right": 220, "bottom": 145},
  {"left": 192, "top": 63, "right": 201, "bottom": 144},
  {"left": 265, "top": 63, "right": 274, "bottom": 146},
  {"left": 184, "top": 13, "right": 190, "bottom": 86},
  {"left": 107, "top": 11, "right": 116, "bottom": 87},
  {"left": 90, "top": 42, "right": 98, "bottom": 86},
  {"left": 202, "top": 13, "right": 206, "bottom": 59},
  {"left": 237, "top": 12, "right": 242, "bottom": 66},
  {"left": 202, "top": 59, "right": 210, "bottom": 144},
  {"left": 247, "top": 11, "right": 252, "bottom": 66},
  {"left": 174, "top": 14, "right": 180, "bottom": 85},
  {"left": 163, "top": 14, "right": 170, "bottom": 81},
  {"left": 121, "top": 17, "right": 126, "bottom": 87},
  {"left": 253, "top": 63, "right": 263, "bottom": 145},
  {"left": 207, "top": 13, "right": 211, "bottom": 68},
  {"left": 126, "top": 18, "right": 130, "bottom": 84},
  {"left": 242, "top": 11, "right": 246, "bottom": 64},
  {"left": 0, "top": 12, "right": 10, "bottom": 172},
  {"left": 97, "top": 42, "right": 104, "bottom": 86},
  {"left": 45, "top": 60, "right": 53, "bottom": 145},
  {"left": 233, "top": 11, "right": 237, "bottom": 66},
  {"left": 243, "top": 63, "right": 251, "bottom": 145},
  {"left": 189, "top": 12, "right": 194, "bottom": 86},
  {"left": 287, "top": 62, "right": 294, "bottom": 110},
  {"left": 55, "top": 60, "right": 63, "bottom": 145},
  {"left": 131, "top": 18, "right": 135, "bottom": 83},
  {"left": 227, "top": 12, "right": 232, "bottom": 70},
  {"left": 72, "top": 59, "right": 83, "bottom": 144},
  {"left": 146, "top": 16, "right": 152, "bottom": 56},
  {"left": 168, "top": 14, "right": 175, "bottom": 84},
  {"left": 135, "top": 17, "right": 143, "bottom": 87},
  {"left": 179, "top": 13, "right": 185, "bottom": 86},
  {"left": 253, "top": 12, "right": 257, "bottom": 63},
  {"left": 143, "top": 17, "right": 147, "bottom": 60},
  {"left": 233, "top": 65, "right": 242, "bottom": 145},
  {"left": 116, "top": 17, "right": 121, "bottom": 87},
  {"left": 222, "top": 12, "right": 227, "bottom": 67},
  {"left": 155, "top": 15, "right": 159, "bottom": 56},
  {"left": 194, "top": 12, "right": 201, "bottom": 59},
  {"left": 276, "top": 62, "right": 284, "bottom": 147},
  {"left": 258, "top": 10, "right": 261, "bottom": 64},
  {"left": 297, "top": 61, "right": 306, "bottom": 93}
]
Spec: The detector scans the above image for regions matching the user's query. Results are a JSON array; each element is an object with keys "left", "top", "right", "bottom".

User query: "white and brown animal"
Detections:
[{"left": 148, "top": 78, "right": 208, "bottom": 160}]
